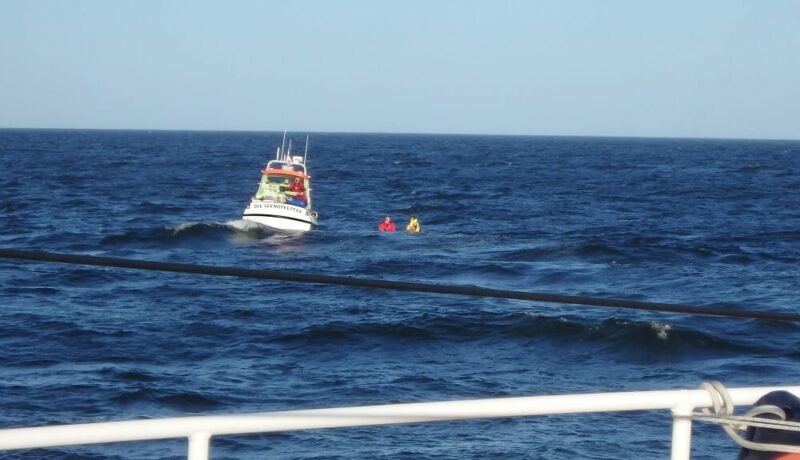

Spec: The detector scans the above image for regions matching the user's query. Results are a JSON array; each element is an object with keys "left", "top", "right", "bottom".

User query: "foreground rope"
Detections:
[
  {"left": 1, "top": 248, "right": 799, "bottom": 323},
  {"left": 694, "top": 381, "right": 800, "bottom": 454}
]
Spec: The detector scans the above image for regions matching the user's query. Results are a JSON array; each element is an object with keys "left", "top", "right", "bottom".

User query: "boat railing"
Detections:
[{"left": 2, "top": 384, "right": 798, "bottom": 459}]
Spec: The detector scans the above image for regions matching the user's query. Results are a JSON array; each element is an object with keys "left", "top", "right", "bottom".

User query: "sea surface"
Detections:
[{"left": 1, "top": 129, "right": 799, "bottom": 459}]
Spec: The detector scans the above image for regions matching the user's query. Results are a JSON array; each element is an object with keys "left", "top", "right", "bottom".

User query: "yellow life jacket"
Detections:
[{"left": 406, "top": 218, "right": 420, "bottom": 233}]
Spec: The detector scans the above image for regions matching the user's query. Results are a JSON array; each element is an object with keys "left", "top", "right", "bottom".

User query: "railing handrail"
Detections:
[{"left": 2, "top": 385, "right": 799, "bottom": 458}]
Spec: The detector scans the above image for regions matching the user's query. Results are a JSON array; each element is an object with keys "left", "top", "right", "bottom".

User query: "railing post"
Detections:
[
  {"left": 670, "top": 392, "right": 694, "bottom": 460},
  {"left": 188, "top": 432, "right": 211, "bottom": 460}
]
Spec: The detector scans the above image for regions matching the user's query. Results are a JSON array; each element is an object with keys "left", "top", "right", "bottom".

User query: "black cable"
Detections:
[{"left": 0, "top": 248, "right": 798, "bottom": 323}]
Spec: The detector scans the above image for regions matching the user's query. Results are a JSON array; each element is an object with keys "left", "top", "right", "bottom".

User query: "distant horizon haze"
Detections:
[{"left": 2, "top": 126, "right": 799, "bottom": 143}]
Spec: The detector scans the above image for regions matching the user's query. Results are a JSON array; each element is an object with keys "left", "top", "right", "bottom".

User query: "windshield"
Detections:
[
  {"left": 267, "top": 174, "right": 292, "bottom": 185},
  {"left": 255, "top": 174, "right": 310, "bottom": 208}
]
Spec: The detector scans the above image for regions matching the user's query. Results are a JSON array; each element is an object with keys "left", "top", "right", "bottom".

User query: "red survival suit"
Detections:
[{"left": 378, "top": 218, "right": 396, "bottom": 232}]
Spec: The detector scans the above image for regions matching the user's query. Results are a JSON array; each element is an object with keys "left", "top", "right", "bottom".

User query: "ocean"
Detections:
[{"left": 1, "top": 129, "right": 799, "bottom": 459}]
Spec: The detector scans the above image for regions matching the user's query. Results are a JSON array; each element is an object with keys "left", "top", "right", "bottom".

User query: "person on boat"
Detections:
[
  {"left": 406, "top": 216, "right": 421, "bottom": 233},
  {"left": 288, "top": 177, "right": 306, "bottom": 200},
  {"left": 288, "top": 177, "right": 305, "bottom": 194},
  {"left": 378, "top": 216, "right": 396, "bottom": 232}
]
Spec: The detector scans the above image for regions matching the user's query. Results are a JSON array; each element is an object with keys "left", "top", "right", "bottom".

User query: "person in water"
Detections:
[
  {"left": 378, "top": 216, "right": 396, "bottom": 232},
  {"left": 406, "top": 216, "right": 421, "bottom": 233}
]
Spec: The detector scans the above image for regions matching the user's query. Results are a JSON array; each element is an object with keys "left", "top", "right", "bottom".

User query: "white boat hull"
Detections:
[{"left": 243, "top": 200, "right": 317, "bottom": 231}]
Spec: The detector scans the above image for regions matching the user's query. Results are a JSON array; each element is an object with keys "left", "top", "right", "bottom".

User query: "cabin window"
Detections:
[
  {"left": 256, "top": 176, "right": 286, "bottom": 200},
  {"left": 256, "top": 174, "right": 307, "bottom": 205},
  {"left": 267, "top": 174, "right": 291, "bottom": 185}
]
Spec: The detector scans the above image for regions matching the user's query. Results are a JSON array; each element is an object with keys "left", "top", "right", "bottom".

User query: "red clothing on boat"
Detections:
[{"left": 289, "top": 180, "right": 306, "bottom": 200}]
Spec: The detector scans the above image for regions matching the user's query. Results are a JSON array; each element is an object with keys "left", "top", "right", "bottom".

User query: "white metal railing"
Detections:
[{"left": 1, "top": 385, "right": 798, "bottom": 459}]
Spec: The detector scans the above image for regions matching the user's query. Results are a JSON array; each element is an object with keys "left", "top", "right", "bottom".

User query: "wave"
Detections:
[
  {"left": 1, "top": 200, "right": 25, "bottom": 213},
  {"left": 494, "top": 237, "right": 797, "bottom": 266},
  {"left": 25, "top": 449, "right": 124, "bottom": 460},
  {"left": 111, "top": 388, "right": 223, "bottom": 412},
  {"left": 98, "top": 366, "right": 159, "bottom": 383},
  {"left": 738, "top": 162, "right": 768, "bottom": 172},
  {"left": 134, "top": 201, "right": 185, "bottom": 214},
  {"left": 100, "top": 220, "right": 276, "bottom": 246},
  {"left": 267, "top": 311, "right": 753, "bottom": 358},
  {"left": 273, "top": 321, "right": 436, "bottom": 345},
  {"left": 11, "top": 267, "right": 126, "bottom": 290},
  {"left": 402, "top": 202, "right": 470, "bottom": 213},
  {"left": 3, "top": 286, "right": 61, "bottom": 296},
  {"left": 497, "top": 242, "right": 632, "bottom": 265}
]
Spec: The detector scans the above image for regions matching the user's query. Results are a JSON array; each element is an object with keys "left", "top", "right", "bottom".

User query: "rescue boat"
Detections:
[{"left": 242, "top": 134, "right": 318, "bottom": 231}]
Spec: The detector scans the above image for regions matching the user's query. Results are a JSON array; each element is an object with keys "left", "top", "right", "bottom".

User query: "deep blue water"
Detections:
[{"left": 1, "top": 129, "right": 799, "bottom": 459}]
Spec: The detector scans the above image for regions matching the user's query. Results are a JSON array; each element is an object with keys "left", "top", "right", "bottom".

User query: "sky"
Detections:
[{"left": 0, "top": 0, "right": 798, "bottom": 139}]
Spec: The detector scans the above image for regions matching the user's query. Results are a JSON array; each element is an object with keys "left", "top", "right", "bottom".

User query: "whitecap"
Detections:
[{"left": 650, "top": 322, "right": 672, "bottom": 340}]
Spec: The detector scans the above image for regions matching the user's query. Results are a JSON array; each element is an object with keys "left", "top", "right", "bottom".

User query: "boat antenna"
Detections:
[
  {"left": 280, "top": 131, "right": 287, "bottom": 159},
  {"left": 303, "top": 134, "right": 309, "bottom": 165},
  {"left": 287, "top": 140, "right": 292, "bottom": 162}
]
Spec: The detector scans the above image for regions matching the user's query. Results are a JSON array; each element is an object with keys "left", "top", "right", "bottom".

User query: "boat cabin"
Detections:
[{"left": 254, "top": 160, "right": 310, "bottom": 207}]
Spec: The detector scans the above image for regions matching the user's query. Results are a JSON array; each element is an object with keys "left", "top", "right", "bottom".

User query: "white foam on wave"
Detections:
[
  {"left": 164, "top": 220, "right": 266, "bottom": 239},
  {"left": 168, "top": 221, "right": 203, "bottom": 234},
  {"left": 223, "top": 219, "right": 308, "bottom": 246},
  {"left": 167, "top": 220, "right": 265, "bottom": 234},
  {"left": 223, "top": 219, "right": 265, "bottom": 232},
  {"left": 650, "top": 322, "right": 672, "bottom": 340}
]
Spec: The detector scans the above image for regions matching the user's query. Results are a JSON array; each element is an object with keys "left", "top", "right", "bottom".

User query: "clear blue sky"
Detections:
[{"left": 1, "top": 0, "right": 798, "bottom": 139}]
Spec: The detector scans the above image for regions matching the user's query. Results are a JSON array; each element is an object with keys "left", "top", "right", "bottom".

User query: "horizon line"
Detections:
[{"left": 1, "top": 126, "right": 798, "bottom": 143}]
